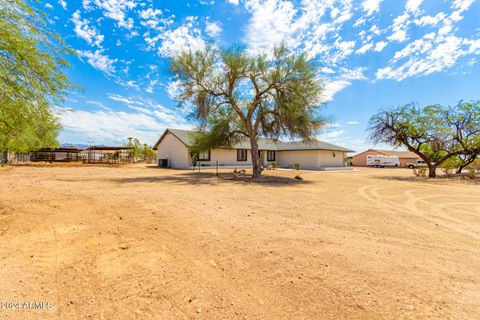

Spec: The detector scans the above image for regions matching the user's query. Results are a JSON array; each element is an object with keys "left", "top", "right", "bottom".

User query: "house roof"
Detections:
[
  {"left": 154, "top": 128, "right": 354, "bottom": 152},
  {"left": 355, "top": 149, "right": 420, "bottom": 158}
]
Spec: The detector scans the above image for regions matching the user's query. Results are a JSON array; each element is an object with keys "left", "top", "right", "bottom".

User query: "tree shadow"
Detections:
[{"left": 111, "top": 171, "right": 312, "bottom": 187}]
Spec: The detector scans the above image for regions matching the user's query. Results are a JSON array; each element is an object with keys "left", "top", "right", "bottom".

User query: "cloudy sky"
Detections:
[{"left": 45, "top": 0, "right": 480, "bottom": 152}]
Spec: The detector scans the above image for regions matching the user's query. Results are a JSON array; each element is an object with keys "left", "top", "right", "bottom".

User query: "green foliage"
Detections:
[
  {"left": 271, "top": 161, "right": 277, "bottom": 169},
  {"left": 293, "top": 163, "right": 300, "bottom": 170},
  {"left": 440, "top": 156, "right": 460, "bottom": 175},
  {"left": 469, "top": 158, "right": 480, "bottom": 173},
  {"left": 126, "top": 138, "right": 156, "bottom": 162},
  {"left": 171, "top": 44, "right": 324, "bottom": 178},
  {"left": 0, "top": 0, "right": 75, "bottom": 153},
  {"left": 368, "top": 101, "right": 480, "bottom": 178}
]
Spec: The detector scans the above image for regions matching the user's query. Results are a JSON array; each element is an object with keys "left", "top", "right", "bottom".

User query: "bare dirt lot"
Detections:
[{"left": 0, "top": 165, "right": 479, "bottom": 319}]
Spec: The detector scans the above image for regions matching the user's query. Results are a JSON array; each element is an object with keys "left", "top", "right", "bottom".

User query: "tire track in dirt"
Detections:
[
  {"left": 358, "top": 185, "right": 480, "bottom": 248},
  {"left": 403, "top": 190, "right": 480, "bottom": 242}
]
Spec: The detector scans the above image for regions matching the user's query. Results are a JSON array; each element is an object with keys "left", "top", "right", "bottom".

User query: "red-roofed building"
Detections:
[{"left": 352, "top": 149, "right": 421, "bottom": 167}]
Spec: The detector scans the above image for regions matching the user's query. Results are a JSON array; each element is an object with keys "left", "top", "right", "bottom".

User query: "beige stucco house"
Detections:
[{"left": 153, "top": 129, "right": 354, "bottom": 170}]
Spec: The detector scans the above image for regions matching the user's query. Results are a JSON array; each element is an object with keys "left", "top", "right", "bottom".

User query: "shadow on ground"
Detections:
[
  {"left": 111, "top": 171, "right": 312, "bottom": 186},
  {"left": 374, "top": 173, "right": 480, "bottom": 185}
]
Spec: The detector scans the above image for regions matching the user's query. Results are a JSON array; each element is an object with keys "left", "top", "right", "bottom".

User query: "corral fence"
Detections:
[{"left": 0, "top": 152, "right": 31, "bottom": 164}]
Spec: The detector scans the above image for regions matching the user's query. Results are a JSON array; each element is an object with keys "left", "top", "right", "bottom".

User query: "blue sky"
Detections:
[{"left": 44, "top": 0, "right": 480, "bottom": 152}]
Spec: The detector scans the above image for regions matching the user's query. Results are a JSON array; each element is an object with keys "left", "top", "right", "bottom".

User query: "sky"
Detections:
[{"left": 43, "top": 0, "right": 480, "bottom": 153}]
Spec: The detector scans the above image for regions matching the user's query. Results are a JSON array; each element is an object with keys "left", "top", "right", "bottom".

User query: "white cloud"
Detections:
[
  {"left": 77, "top": 50, "right": 118, "bottom": 75},
  {"left": 166, "top": 80, "right": 183, "bottom": 100},
  {"left": 243, "top": 0, "right": 355, "bottom": 65},
  {"left": 374, "top": 41, "right": 388, "bottom": 52},
  {"left": 320, "top": 80, "right": 350, "bottom": 103},
  {"left": 84, "top": 0, "right": 137, "bottom": 29},
  {"left": 376, "top": 35, "right": 474, "bottom": 81},
  {"left": 157, "top": 22, "right": 206, "bottom": 57},
  {"left": 347, "top": 121, "right": 360, "bottom": 125},
  {"left": 378, "top": 0, "right": 480, "bottom": 81},
  {"left": 405, "top": 0, "right": 423, "bottom": 14},
  {"left": 362, "top": 0, "right": 382, "bottom": 16},
  {"left": 318, "top": 129, "right": 345, "bottom": 140},
  {"left": 139, "top": 7, "right": 173, "bottom": 31},
  {"left": 356, "top": 42, "right": 373, "bottom": 54},
  {"left": 388, "top": 13, "right": 409, "bottom": 42},
  {"left": 60, "top": 109, "right": 181, "bottom": 145},
  {"left": 71, "top": 10, "right": 104, "bottom": 47},
  {"left": 59, "top": 0, "right": 67, "bottom": 9},
  {"left": 414, "top": 12, "right": 446, "bottom": 27},
  {"left": 205, "top": 21, "right": 223, "bottom": 37},
  {"left": 227, "top": 0, "right": 240, "bottom": 5}
]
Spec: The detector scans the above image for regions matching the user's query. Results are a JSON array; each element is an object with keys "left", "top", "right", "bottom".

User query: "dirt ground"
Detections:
[{"left": 0, "top": 165, "right": 479, "bottom": 319}]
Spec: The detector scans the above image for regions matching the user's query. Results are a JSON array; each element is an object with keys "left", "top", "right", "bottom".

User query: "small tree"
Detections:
[
  {"left": 171, "top": 45, "right": 324, "bottom": 179},
  {"left": 126, "top": 138, "right": 156, "bottom": 163},
  {"left": 367, "top": 103, "right": 475, "bottom": 178}
]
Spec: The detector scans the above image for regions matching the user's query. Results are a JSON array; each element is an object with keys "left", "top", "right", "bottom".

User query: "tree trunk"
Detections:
[
  {"left": 456, "top": 156, "right": 476, "bottom": 174},
  {"left": 249, "top": 136, "right": 263, "bottom": 180},
  {"left": 428, "top": 164, "right": 437, "bottom": 178}
]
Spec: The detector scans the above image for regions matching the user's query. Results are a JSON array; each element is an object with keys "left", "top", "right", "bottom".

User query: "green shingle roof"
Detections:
[{"left": 154, "top": 128, "right": 354, "bottom": 152}]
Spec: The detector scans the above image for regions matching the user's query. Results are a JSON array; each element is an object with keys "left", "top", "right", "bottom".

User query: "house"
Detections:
[
  {"left": 352, "top": 149, "right": 421, "bottom": 167},
  {"left": 153, "top": 128, "right": 354, "bottom": 170}
]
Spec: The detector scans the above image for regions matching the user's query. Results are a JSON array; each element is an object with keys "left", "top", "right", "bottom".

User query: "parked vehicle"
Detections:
[
  {"left": 366, "top": 155, "right": 400, "bottom": 168},
  {"left": 406, "top": 159, "right": 427, "bottom": 169}
]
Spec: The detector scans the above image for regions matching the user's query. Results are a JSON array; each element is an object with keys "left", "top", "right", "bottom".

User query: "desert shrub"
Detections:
[
  {"left": 293, "top": 163, "right": 300, "bottom": 170},
  {"left": 413, "top": 167, "right": 427, "bottom": 177},
  {"left": 271, "top": 161, "right": 277, "bottom": 169},
  {"left": 294, "top": 175, "right": 303, "bottom": 180},
  {"left": 467, "top": 167, "right": 476, "bottom": 175},
  {"left": 467, "top": 158, "right": 480, "bottom": 173}
]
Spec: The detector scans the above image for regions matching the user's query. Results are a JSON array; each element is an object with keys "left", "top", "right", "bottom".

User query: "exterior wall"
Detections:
[
  {"left": 277, "top": 150, "right": 345, "bottom": 169},
  {"left": 352, "top": 150, "right": 382, "bottom": 166},
  {"left": 156, "top": 132, "right": 191, "bottom": 168},
  {"left": 197, "top": 148, "right": 251, "bottom": 167},
  {"left": 156, "top": 132, "right": 348, "bottom": 170}
]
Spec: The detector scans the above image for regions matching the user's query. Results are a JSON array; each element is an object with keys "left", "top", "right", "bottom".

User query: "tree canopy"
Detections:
[
  {"left": 368, "top": 101, "right": 480, "bottom": 177},
  {"left": 171, "top": 45, "right": 325, "bottom": 179},
  {"left": 0, "top": 0, "right": 75, "bottom": 156}
]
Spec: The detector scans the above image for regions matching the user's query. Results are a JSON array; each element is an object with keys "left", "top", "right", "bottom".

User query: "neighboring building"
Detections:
[
  {"left": 352, "top": 149, "right": 421, "bottom": 167},
  {"left": 153, "top": 128, "right": 354, "bottom": 170}
]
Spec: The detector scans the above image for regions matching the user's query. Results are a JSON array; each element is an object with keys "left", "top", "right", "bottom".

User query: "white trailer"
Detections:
[{"left": 366, "top": 155, "right": 400, "bottom": 167}]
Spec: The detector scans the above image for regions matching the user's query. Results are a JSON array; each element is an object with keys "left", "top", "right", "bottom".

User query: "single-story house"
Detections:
[
  {"left": 352, "top": 149, "right": 421, "bottom": 167},
  {"left": 153, "top": 128, "right": 354, "bottom": 170}
]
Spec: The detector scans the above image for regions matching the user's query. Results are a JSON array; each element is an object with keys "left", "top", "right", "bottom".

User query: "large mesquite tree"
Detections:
[
  {"left": 368, "top": 102, "right": 480, "bottom": 178},
  {"left": 171, "top": 45, "right": 325, "bottom": 179},
  {"left": 0, "top": 0, "right": 75, "bottom": 160}
]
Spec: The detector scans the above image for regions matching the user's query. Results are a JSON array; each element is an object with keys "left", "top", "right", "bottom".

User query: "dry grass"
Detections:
[{"left": 0, "top": 165, "right": 479, "bottom": 319}]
